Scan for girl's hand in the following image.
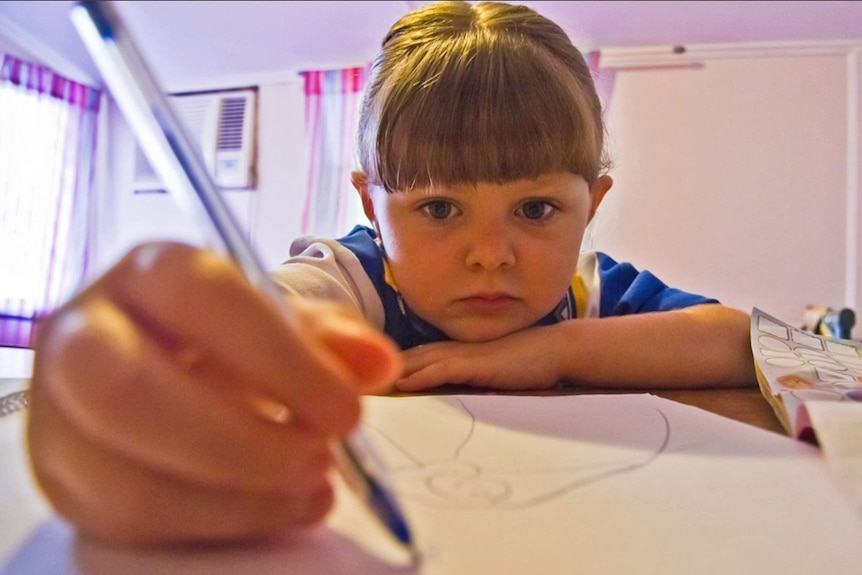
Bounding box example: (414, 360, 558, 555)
(27, 242, 402, 546)
(395, 326, 561, 392)
(397, 305, 756, 393)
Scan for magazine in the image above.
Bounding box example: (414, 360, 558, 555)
(750, 307, 862, 441)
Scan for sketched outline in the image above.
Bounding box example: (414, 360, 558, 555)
(364, 397, 671, 509)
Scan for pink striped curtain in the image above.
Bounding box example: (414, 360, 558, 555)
(300, 66, 369, 238)
(0, 53, 101, 348)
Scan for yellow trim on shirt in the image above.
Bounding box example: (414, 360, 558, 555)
(573, 251, 601, 319)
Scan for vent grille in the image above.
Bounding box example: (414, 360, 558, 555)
(217, 98, 247, 151)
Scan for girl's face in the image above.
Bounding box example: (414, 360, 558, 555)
(357, 172, 612, 343)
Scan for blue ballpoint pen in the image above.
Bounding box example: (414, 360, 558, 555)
(69, 0, 416, 554)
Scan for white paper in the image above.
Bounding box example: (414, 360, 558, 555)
(805, 400, 862, 513)
(5, 394, 862, 575)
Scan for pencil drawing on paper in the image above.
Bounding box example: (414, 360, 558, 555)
(363, 396, 670, 509)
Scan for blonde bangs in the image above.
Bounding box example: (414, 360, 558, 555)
(362, 41, 603, 192)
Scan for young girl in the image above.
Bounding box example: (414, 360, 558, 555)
(27, 0, 755, 546)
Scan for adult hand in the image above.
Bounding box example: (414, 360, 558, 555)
(27, 242, 401, 546)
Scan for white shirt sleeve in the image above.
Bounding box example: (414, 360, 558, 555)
(268, 235, 386, 330)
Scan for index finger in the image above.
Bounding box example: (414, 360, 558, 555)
(99, 242, 373, 432)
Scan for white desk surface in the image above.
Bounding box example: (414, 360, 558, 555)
(1, 378, 51, 564)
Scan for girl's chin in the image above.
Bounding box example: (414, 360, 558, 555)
(437, 319, 531, 343)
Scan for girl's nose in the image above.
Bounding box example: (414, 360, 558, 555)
(464, 225, 516, 271)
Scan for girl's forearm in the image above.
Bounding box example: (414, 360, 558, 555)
(550, 304, 756, 389)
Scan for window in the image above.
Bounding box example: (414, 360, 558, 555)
(0, 54, 101, 347)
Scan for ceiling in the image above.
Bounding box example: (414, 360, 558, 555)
(1, 1, 862, 91)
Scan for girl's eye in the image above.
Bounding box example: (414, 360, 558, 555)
(518, 201, 555, 220)
(421, 200, 457, 220)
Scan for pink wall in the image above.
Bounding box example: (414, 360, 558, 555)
(590, 53, 856, 330)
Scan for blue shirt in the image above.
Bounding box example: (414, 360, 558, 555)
(337, 225, 718, 349)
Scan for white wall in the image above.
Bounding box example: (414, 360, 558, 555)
(98, 79, 309, 271)
(589, 52, 859, 333)
(853, 50, 862, 332)
(252, 81, 308, 269)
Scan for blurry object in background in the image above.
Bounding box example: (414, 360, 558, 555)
(802, 305, 856, 341)
(133, 88, 258, 193)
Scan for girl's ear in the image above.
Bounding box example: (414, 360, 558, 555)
(588, 175, 613, 221)
(351, 171, 376, 224)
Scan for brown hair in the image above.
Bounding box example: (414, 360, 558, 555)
(357, 0, 609, 192)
